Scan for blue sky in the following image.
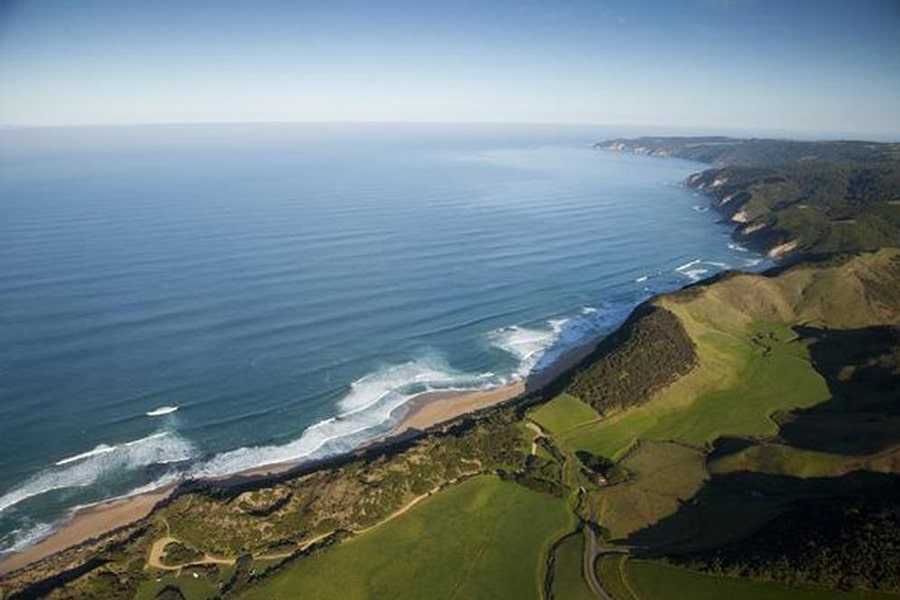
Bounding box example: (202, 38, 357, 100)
(1, 0, 898, 137)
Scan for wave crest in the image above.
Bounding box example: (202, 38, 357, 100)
(0, 431, 194, 514)
(191, 357, 495, 478)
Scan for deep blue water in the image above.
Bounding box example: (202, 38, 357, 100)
(0, 123, 764, 552)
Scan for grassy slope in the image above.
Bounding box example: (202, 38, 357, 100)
(550, 533, 594, 600)
(625, 561, 897, 600)
(557, 249, 900, 459)
(593, 441, 707, 542)
(709, 443, 900, 478)
(597, 555, 638, 600)
(238, 475, 572, 600)
(539, 251, 900, 597)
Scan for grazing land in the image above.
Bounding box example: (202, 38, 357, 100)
(238, 475, 572, 600)
(549, 533, 595, 600)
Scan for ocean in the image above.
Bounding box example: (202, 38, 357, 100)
(0, 123, 764, 553)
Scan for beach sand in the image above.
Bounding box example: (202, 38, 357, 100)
(0, 486, 173, 576)
(391, 382, 525, 434)
(0, 333, 599, 577)
(0, 382, 528, 576)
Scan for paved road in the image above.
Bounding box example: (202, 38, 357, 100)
(583, 524, 614, 600)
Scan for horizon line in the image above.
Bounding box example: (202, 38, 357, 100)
(0, 119, 897, 143)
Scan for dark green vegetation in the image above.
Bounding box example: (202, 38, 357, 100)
(575, 451, 630, 485)
(2, 208, 899, 598)
(623, 561, 898, 600)
(598, 136, 900, 257)
(569, 306, 697, 416)
(689, 162, 900, 255)
(158, 542, 204, 568)
(671, 497, 900, 594)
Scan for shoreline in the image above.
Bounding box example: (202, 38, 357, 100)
(0, 265, 749, 578)
(0, 377, 541, 575)
(0, 486, 172, 576)
(0, 331, 606, 576)
(0, 283, 646, 577)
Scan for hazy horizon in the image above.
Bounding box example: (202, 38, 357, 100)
(1, 0, 898, 137)
(1, 120, 898, 145)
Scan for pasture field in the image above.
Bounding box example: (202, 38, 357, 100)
(549, 533, 594, 600)
(531, 393, 600, 435)
(709, 442, 900, 478)
(239, 475, 573, 600)
(591, 441, 707, 542)
(597, 555, 637, 600)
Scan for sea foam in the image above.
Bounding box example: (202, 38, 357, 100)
(0, 522, 54, 555)
(146, 406, 179, 417)
(488, 321, 567, 377)
(191, 357, 495, 478)
(0, 431, 194, 514)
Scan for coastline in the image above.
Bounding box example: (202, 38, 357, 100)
(0, 326, 613, 577)
(0, 140, 766, 578)
(389, 381, 525, 435)
(0, 380, 530, 575)
(0, 486, 172, 576)
(0, 138, 767, 582)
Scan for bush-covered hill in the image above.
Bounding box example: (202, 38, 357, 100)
(567, 305, 697, 415)
(687, 162, 900, 256)
(670, 496, 900, 594)
(597, 136, 900, 257)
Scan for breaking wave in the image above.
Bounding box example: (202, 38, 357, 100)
(146, 406, 179, 417)
(488, 320, 568, 377)
(191, 357, 496, 478)
(674, 258, 733, 283)
(0, 522, 54, 555)
(0, 431, 195, 514)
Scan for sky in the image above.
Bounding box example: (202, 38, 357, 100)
(0, 0, 899, 137)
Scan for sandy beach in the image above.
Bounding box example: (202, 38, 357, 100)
(0, 381, 529, 576)
(391, 382, 525, 434)
(0, 486, 173, 576)
(0, 338, 604, 577)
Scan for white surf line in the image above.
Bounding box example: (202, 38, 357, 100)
(146, 406, 179, 417)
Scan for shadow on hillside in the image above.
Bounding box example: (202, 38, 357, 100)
(625, 470, 900, 558)
(773, 325, 900, 455)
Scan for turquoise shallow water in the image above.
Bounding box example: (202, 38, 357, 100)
(0, 123, 764, 552)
